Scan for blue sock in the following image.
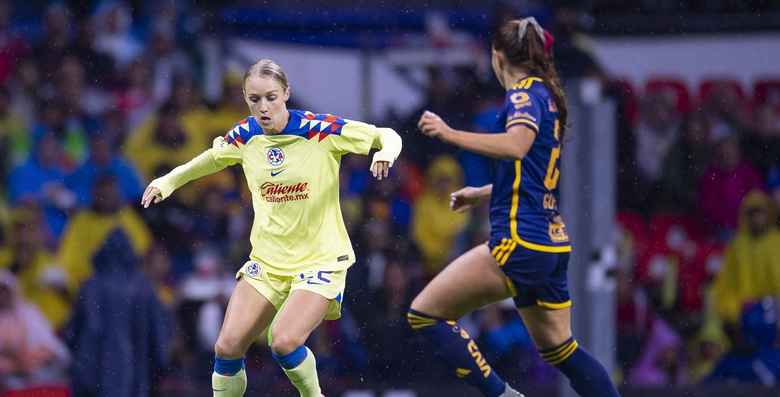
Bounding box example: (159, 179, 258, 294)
(540, 338, 620, 397)
(271, 345, 308, 369)
(214, 356, 245, 376)
(407, 309, 506, 397)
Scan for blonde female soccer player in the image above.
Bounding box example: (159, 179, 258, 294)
(141, 59, 402, 397)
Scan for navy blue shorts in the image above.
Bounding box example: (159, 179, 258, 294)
(488, 238, 571, 309)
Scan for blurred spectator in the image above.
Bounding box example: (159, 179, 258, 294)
(34, 4, 73, 79)
(635, 90, 681, 184)
(768, 166, 780, 220)
(706, 298, 780, 385)
(712, 190, 780, 325)
(701, 81, 748, 141)
(360, 258, 418, 379)
(93, 2, 142, 67)
(743, 103, 780, 173)
(0, 207, 71, 330)
(142, 243, 175, 307)
(55, 54, 110, 118)
(211, 71, 250, 128)
(6, 58, 39, 129)
(699, 135, 763, 238)
(125, 102, 205, 183)
(0, 270, 70, 390)
(0, 1, 29, 85)
(629, 318, 689, 386)
(68, 18, 115, 84)
(58, 175, 151, 293)
(7, 130, 77, 237)
(149, 25, 192, 105)
(167, 74, 218, 147)
(177, 246, 232, 355)
(31, 98, 92, 167)
(658, 112, 712, 211)
(550, 5, 604, 80)
(66, 130, 144, 208)
(412, 155, 468, 276)
(0, 85, 27, 180)
(616, 266, 652, 374)
(65, 230, 170, 397)
(115, 57, 157, 130)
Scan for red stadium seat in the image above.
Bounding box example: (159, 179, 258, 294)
(753, 78, 780, 107)
(1, 386, 71, 397)
(698, 77, 747, 105)
(645, 77, 692, 114)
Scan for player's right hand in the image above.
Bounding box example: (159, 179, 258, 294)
(450, 186, 483, 213)
(141, 185, 163, 208)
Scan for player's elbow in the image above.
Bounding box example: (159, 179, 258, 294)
(505, 144, 528, 161)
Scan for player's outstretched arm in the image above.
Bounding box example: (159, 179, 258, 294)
(450, 184, 492, 212)
(141, 136, 240, 208)
(417, 111, 534, 160)
(370, 127, 402, 180)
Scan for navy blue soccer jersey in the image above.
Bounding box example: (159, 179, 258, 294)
(489, 77, 571, 254)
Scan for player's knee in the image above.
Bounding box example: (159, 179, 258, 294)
(406, 308, 441, 332)
(531, 327, 573, 350)
(214, 334, 244, 358)
(269, 329, 306, 355)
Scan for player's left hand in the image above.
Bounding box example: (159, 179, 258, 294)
(141, 185, 163, 208)
(371, 160, 391, 180)
(418, 110, 453, 140)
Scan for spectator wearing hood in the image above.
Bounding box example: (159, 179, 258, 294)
(712, 190, 780, 325)
(65, 230, 171, 397)
(412, 155, 469, 276)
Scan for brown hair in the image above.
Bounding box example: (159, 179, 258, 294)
(493, 19, 568, 141)
(243, 59, 289, 91)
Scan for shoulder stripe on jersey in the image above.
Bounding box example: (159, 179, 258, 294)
(509, 160, 572, 253)
(283, 109, 346, 142)
(506, 118, 539, 132)
(225, 117, 263, 147)
(512, 77, 544, 90)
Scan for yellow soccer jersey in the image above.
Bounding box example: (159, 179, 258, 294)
(150, 109, 402, 275)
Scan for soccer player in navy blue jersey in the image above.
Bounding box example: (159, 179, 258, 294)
(408, 18, 621, 397)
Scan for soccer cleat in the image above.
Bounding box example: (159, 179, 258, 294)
(499, 384, 525, 397)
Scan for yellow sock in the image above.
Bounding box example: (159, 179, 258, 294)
(212, 368, 247, 397)
(282, 347, 322, 397)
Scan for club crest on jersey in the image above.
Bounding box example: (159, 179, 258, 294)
(266, 147, 285, 167)
(246, 261, 261, 277)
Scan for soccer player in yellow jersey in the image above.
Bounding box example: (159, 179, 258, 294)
(140, 59, 402, 397)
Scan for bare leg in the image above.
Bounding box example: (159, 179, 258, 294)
(408, 244, 520, 397)
(212, 278, 277, 397)
(270, 290, 330, 397)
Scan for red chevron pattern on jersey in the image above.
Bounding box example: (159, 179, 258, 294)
(298, 111, 346, 142)
(224, 117, 262, 147)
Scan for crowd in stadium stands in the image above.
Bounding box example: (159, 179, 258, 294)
(1, 2, 779, 396)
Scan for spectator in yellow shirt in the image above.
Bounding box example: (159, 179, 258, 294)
(58, 174, 151, 294)
(0, 206, 72, 330)
(412, 155, 469, 276)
